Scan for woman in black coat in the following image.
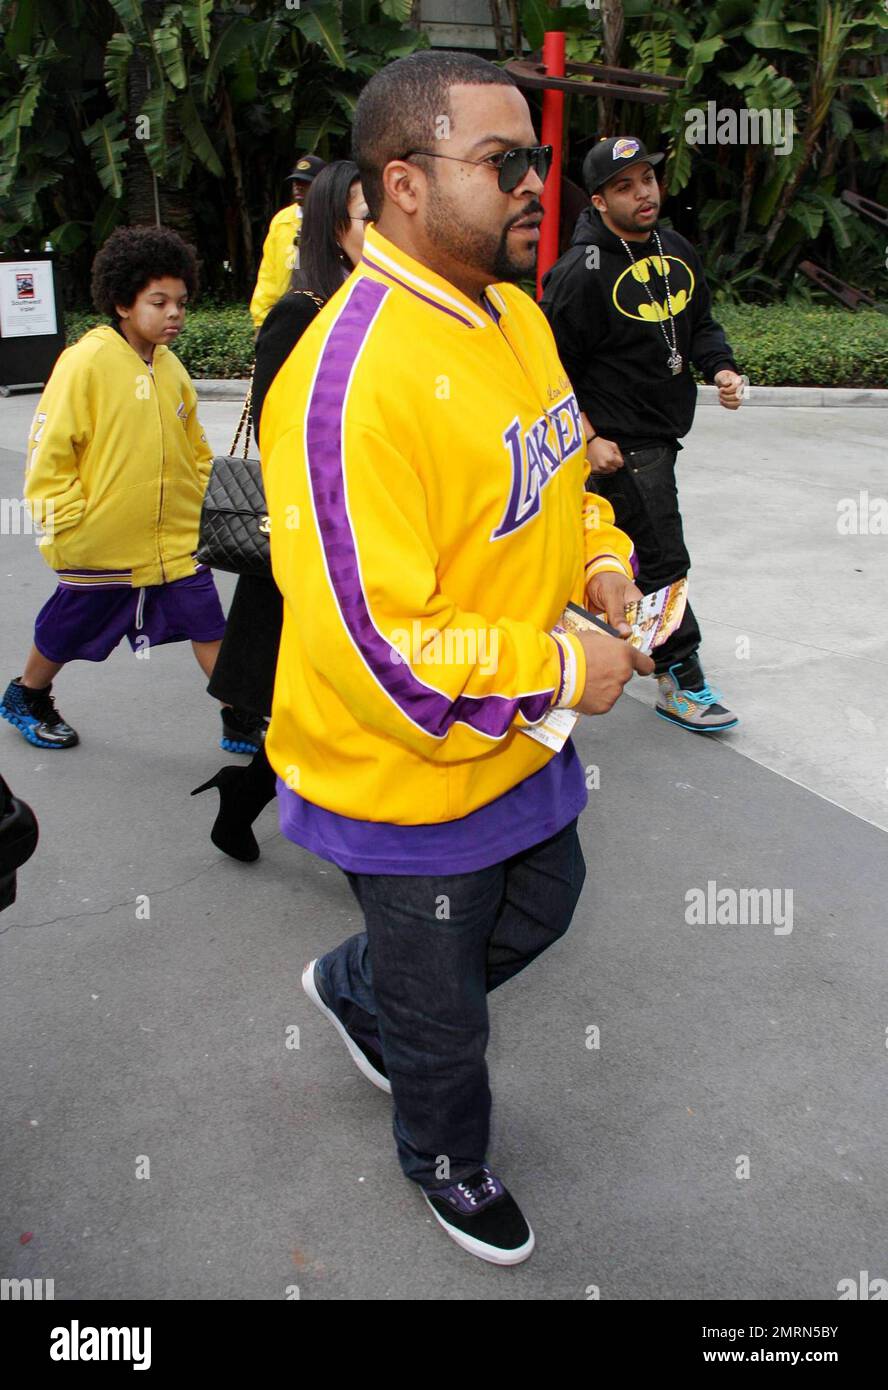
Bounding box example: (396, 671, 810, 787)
(193, 162, 370, 861)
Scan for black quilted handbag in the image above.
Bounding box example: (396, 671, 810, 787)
(196, 378, 272, 577)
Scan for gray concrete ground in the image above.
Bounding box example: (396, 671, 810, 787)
(0, 393, 886, 1300)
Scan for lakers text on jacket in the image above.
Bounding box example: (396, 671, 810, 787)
(260, 226, 635, 826)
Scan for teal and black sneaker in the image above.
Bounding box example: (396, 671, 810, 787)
(0, 678, 79, 749)
(655, 660, 739, 734)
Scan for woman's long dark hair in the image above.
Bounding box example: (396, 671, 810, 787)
(290, 159, 362, 303)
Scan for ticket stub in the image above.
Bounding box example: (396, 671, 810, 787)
(519, 705, 578, 752)
(519, 579, 688, 750)
(624, 579, 688, 654)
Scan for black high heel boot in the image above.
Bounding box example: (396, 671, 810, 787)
(191, 748, 277, 863)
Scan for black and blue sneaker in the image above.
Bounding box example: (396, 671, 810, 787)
(422, 1166, 535, 1265)
(220, 706, 268, 755)
(0, 678, 79, 750)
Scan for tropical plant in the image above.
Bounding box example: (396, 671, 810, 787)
(1, 0, 885, 305)
(526, 0, 887, 301)
(0, 0, 427, 300)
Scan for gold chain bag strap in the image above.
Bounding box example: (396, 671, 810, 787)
(196, 291, 326, 576)
(228, 377, 255, 459)
(195, 364, 271, 576)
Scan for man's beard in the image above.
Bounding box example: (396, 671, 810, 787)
(606, 202, 659, 237)
(425, 178, 538, 283)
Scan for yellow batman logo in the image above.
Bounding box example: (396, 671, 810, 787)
(612, 255, 695, 322)
(628, 255, 668, 282)
(638, 289, 689, 320)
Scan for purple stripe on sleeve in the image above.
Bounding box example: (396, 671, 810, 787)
(306, 276, 555, 741)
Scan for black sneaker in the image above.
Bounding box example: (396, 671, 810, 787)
(423, 1166, 535, 1265)
(220, 706, 268, 755)
(301, 958, 391, 1094)
(0, 678, 79, 750)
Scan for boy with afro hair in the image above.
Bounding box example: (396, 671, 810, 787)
(0, 225, 248, 753)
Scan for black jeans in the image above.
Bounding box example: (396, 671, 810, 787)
(315, 818, 586, 1189)
(591, 443, 701, 672)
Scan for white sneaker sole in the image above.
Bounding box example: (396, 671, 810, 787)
(423, 1194, 535, 1265)
(301, 959, 392, 1094)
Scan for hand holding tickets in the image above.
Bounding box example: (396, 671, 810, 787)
(520, 581, 686, 750)
(623, 579, 688, 655)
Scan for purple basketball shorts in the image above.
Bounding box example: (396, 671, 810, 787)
(34, 567, 226, 664)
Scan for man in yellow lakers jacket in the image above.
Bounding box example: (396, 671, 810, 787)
(248, 154, 326, 330)
(1, 227, 228, 752)
(260, 53, 653, 1265)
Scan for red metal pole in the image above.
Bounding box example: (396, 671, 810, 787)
(536, 30, 565, 300)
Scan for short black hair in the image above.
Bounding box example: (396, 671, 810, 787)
(91, 225, 199, 320)
(352, 50, 516, 221)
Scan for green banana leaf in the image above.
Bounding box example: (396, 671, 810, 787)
(183, 0, 213, 59)
(204, 17, 255, 101)
(292, 5, 347, 71)
(104, 33, 134, 106)
(82, 114, 128, 199)
(154, 22, 187, 90)
(177, 87, 223, 177)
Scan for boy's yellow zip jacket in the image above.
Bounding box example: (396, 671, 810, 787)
(23, 326, 213, 588)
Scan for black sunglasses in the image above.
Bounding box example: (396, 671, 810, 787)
(403, 144, 553, 194)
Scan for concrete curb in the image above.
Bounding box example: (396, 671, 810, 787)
(195, 379, 888, 407)
(696, 384, 888, 407)
(195, 379, 251, 399)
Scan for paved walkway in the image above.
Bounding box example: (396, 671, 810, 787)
(1, 395, 885, 1298)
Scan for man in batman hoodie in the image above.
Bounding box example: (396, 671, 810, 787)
(541, 136, 745, 733)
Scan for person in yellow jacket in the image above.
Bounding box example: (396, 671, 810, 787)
(0, 226, 229, 752)
(260, 52, 654, 1265)
(248, 154, 327, 330)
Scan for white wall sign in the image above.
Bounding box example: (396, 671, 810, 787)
(0, 260, 59, 339)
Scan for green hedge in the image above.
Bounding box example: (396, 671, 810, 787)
(65, 307, 255, 378)
(710, 305, 888, 389)
(66, 302, 887, 388)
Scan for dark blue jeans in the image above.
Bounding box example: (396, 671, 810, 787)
(591, 442, 702, 672)
(316, 818, 586, 1189)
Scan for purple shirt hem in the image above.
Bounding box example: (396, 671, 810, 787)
(275, 740, 588, 875)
